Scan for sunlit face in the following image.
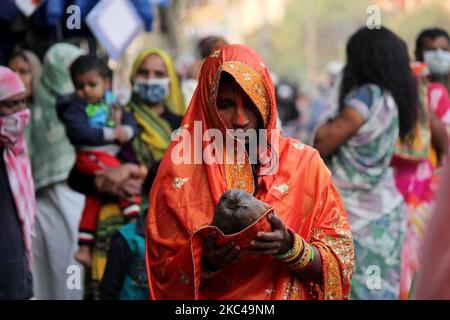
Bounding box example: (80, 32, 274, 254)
(216, 74, 261, 136)
(0, 92, 28, 116)
(424, 36, 450, 51)
(8, 56, 33, 99)
(134, 54, 168, 81)
(73, 70, 110, 104)
(417, 35, 450, 61)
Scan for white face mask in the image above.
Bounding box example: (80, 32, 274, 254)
(0, 108, 30, 146)
(133, 78, 170, 104)
(424, 49, 450, 77)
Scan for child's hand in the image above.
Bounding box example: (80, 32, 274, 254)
(112, 103, 122, 125)
(137, 165, 148, 181)
(115, 125, 129, 144)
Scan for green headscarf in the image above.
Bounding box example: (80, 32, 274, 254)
(28, 43, 83, 190)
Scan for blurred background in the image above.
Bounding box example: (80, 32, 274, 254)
(2, 0, 450, 140)
(3, 0, 450, 81)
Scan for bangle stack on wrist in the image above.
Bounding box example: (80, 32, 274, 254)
(274, 228, 314, 272)
(273, 228, 301, 261)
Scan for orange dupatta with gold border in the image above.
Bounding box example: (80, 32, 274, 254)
(146, 45, 354, 300)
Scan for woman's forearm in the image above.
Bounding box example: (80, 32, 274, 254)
(313, 107, 365, 158)
(67, 163, 144, 199)
(276, 233, 323, 284)
(295, 246, 323, 283)
(314, 123, 339, 158)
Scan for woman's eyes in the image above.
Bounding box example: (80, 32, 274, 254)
(18, 68, 31, 76)
(217, 100, 233, 109)
(155, 71, 165, 78)
(217, 99, 255, 110)
(138, 69, 166, 78)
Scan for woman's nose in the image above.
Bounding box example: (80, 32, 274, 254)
(232, 96, 249, 127)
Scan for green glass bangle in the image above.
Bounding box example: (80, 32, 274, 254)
(274, 246, 294, 260)
(274, 228, 296, 260)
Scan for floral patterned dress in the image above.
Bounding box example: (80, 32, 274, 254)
(327, 84, 406, 300)
(393, 66, 445, 299)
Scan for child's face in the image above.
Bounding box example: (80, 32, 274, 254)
(0, 92, 27, 116)
(73, 70, 110, 104)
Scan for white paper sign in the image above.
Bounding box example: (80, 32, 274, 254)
(86, 0, 144, 60)
(15, 0, 45, 17)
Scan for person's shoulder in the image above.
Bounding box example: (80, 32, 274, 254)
(281, 138, 332, 193)
(344, 84, 385, 119)
(348, 84, 381, 104)
(284, 138, 317, 155)
(163, 107, 184, 129)
(56, 92, 79, 103)
(56, 93, 84, 110)
(283, 138, 325, 167)
(55, 93, 84, 119)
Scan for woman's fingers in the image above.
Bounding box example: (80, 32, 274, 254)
(116, 185, 138, 201)
(94, 165, 145, 198)
(215, 241, 235, 257)
(247, 239, 280, 255)
(204, 232, 217, 251)
(222, 244, 240, 264)
(249, 240, 280, 251)
(247, 248, 279, 256)
(94, 175, 106, 191)
(256, 231, 283, 242)
(121, 178, 143, 195)
(213, 242, 238, 266)
(268, 213, 285, 231)
(123, 163, 142, 179)
(231, 251, 243, 263)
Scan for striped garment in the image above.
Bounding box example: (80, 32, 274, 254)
(1, 131, 36, 268)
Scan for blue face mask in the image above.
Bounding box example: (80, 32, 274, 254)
(133, 78, 170, 104)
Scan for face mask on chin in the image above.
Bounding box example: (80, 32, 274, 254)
(0, 108, 30, 146)
(133, 78, 170, 105)
(424, 49, 450, 77)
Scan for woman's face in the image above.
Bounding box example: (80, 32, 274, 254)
(134, 54, 168, 81)
(216, 75, 261, 134)
(8, 56, 33, 99)
(0, 92, 28, 116)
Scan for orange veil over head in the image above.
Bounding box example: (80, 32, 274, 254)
(146, 44, 354, 300)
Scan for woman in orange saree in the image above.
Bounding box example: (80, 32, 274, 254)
(146, 44, 354, 300)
